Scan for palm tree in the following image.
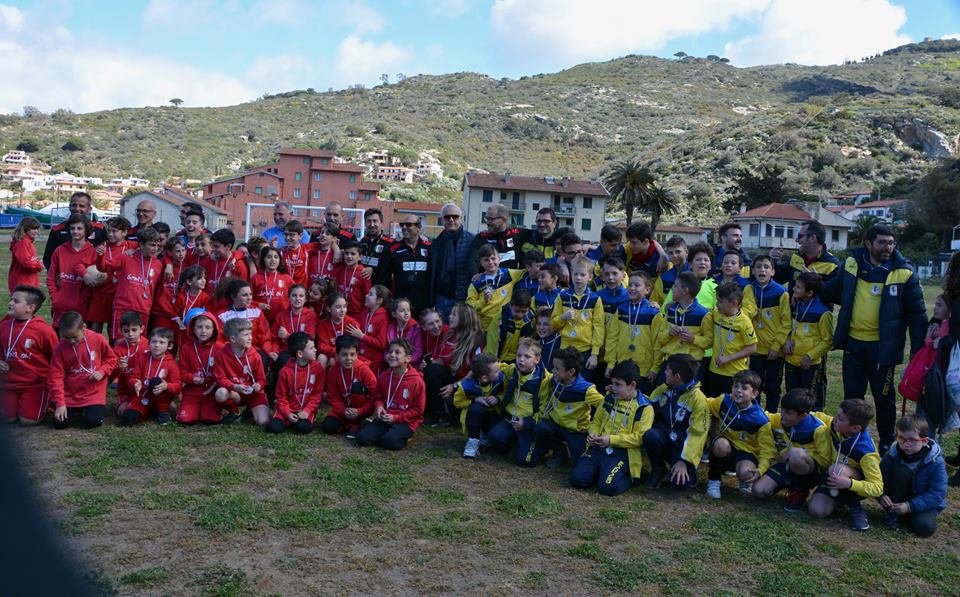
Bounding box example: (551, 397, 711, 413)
(852, 213, 882, 246)
(644, 183, 680, 232)
(604, 160, 655, 225)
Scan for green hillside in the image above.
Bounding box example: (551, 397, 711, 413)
(2, 40, 959, 223)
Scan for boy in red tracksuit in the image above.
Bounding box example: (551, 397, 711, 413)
(111, 311, 149, 416)
(266, 332, 324, 435)
(47, 215, 98, 327)
(356, 338, 425, 451)
(152, 236, 188, 339)
(214, 318, 269, 426)
(351, 285, 390, 374)
(316, 293, 359, 368)
(97, 226, 164, 339)
(203, 229, 249, 295)
(124, 328, 182, 426)
(50, 311, 118, 430)
(0, 285, 58, 425)
(88, 216, 133, 334)
(332, 240, 371, 318)
(177, 311, 224, 425)
(281, 220, 311, 286)
(322, 335, 377, 438)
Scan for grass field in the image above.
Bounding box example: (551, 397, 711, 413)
(4, 242, 960, 596)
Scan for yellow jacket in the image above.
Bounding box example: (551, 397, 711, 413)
(452, 372, 505, 436)
(589, 393, 654, 478)
(706, 395, 777, 475)
(785, 297, 834, 367)
(537, 374, 604, 432)
(695, 309, 757, 377)
(648, 381, 710, 466)
(766, 411, 833, 469)
(551, 289, 605, 356)
(466, 268, 525, 331)
(605, 299, 665, 376)
(741, 280, 791, 354)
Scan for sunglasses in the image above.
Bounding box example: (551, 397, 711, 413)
(443, 214, 461, 220)
(399, 222, 418, 228)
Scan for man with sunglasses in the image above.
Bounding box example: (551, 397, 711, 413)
(820, 223, 927, 453)
(469, 204, 530, 272)
(521, 207, 566, 263)
(430, 203, 474, 320)
(126, 199, 157, 241)
(359, 207, 395, 285)
(386, 215, 433, 317)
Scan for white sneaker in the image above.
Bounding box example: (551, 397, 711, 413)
(463, 437, 480, 459)
(706, 480, 722, 499)
(739, 481, 754, 495)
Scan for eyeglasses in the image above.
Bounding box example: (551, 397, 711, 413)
(871, 238, 896, 247)
(487, 216, 505, 222)
(896, 435, 926, 445)
(442, 214, 460, 220)
(399, 222, 418, 228)
(135, 209, 155, 214)
(536, 219, 554, 225)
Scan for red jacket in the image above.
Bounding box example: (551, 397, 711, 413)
(8, 237, 43, 292)
(281, 243, 311, 286)
(308, 247, 337, 285)
(270, 307, 321, 354)
(48, 329, 118, 408)
(419, 324, 449, 368)
(46, 241, 97, 321)
(154, 257, 187, 318)
(213, 344, 267, 402)
(0, 316, 58, 388)
(127, 351, 183, 405)
(331, 263, 371, 317)
(217, 308, 272, 353)
(173, 289, 211, 327)
(274, 359, 325, 420)
(316, 315, 360, 359)
(98, 249, 162, 314)
(250, 270, 294, 324)
(373, 367, 426, 431)
(179, 312, 223, 398)
(94, 241, 130, 300)
(111, 336, 149, 406)
(201, 251, 249, 295)
(326, 361, 377, 421)
(357, 307, 389, 368)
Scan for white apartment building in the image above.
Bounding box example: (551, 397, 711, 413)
(462, 172, 609, 243)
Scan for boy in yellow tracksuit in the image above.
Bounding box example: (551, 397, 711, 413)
(695, 282, 757, 397)
(533, 347, 604, 468)
(704, 370, 777, 499)
(783, 272, 833, 404)
(741, 255, 791, 411)
(570, 360, 654, 496)
(467, 244, 526, 332)
(605, 271, 664, 393)
(655, 271, 709, 384)
(454, 352, 505, 459)
(551, 256, 604, 372)
(486, 288, 534, 363)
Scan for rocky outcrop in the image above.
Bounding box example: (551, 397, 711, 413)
(893, 118, 958, 158)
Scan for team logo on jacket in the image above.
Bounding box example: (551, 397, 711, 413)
(506, 238, 514, 247)
(375, 245, 384, 253)
(24, 339, 32, 349)
(403, 389, 409, 398)
(889, 286, 897, 296)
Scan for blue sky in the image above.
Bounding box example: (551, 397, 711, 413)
(1, 0, 959, 113)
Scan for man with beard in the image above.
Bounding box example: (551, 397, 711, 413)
(712, 222, 751, 276)
(359, 207, 395, 285)
(469, 204, 529, 271)
(522, 207, 565, 262)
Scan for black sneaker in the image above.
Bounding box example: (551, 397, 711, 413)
(849, 504, 870, 531)
(157, 412, 172, 426)
(221, 413, 241, 425)
(647, 466, 668, 489)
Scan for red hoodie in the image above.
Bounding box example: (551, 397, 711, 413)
(373, 367, 426, 432)
(98, 249, 162, 315)
(325, 361, 377, 424)
(281, 243, 311, 286)
(46, 241, 96, 323)
(419, 324, 449, 368)
(93, 241, 130, 300)
(316, 315, 360, 359)
(250, 270, 294, 324)
(270, 307, 321, 354)
(213, 343, 267, 404)
(217, 308, 272, 353)
(308, 247, 337, 285)
(111, 336, 149, 409)
(356, 307, 389, 371)
(8, 237, 43, 292)
(178, 312, 223, 400)
(153, 256, 187, 319)
(0, 316, 58, 388)
(331, 262, 371, 317)
(48, 329, 118, 408)
(274, 359, 325, 421)
(127, 350, 183, 413)
(201, 250, 249, 294)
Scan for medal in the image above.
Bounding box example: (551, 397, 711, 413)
(669, 431, 678, 441)
(757, 322, 764, 329)
(568, 330, 576, 338)
(141, 398, 150, 406)
(605, 447, 614, 455)
(628, 344, 635, 351)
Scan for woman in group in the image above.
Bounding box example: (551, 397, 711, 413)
(422, 303, 485, 427)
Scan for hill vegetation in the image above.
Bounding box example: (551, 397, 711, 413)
(2, 40, 959, 223)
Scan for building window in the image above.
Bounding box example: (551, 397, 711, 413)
(268, 185, 277, 195)
(500, 192, 507, 201)
(314, 172, 322, 181)
(303, 157, 310, 164)
(482, 190, 493, 203)
(349, 174, 357, 183)
(832, 229, 840, 243)
(254, 186, 263, 195)
(532, 203, 540, 211)
(511, 214, 524, 226)
(349, 191, 357, 200)
(765, 224, 773, 236)
(293, 188, 301, 199)
(583, 197, 593, 209)
(749, 223, 759, 236)
(321, 158, 330, 165)
(581, 218, 591, 231)
(313, 190, 321, 200)
(364, 192, 372, 200)
(294, 172, 302, 182)
(512, 192, 521, 210)
(787, 227, 795, 239)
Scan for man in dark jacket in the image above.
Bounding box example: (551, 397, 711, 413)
(42, 191, 106, 269)
(430, 203, 474, 321)
(469, 203, 529, 270)
(820, 224, 927, 450)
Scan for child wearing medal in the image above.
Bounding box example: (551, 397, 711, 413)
(571, 360, 653, 496)
(87, 216, 132, 335)
(535, 308, 561, 373)
(307, 222, 341, 286)
(551, 256, 605, 373)
(533, 261, 562, 311)
(454, 352, 505, 459)
(280, 220, 311, 286)
(151, 236, 188, 343)
(214, 318, 270, 426)
(467, 244, 526, 332)
(485, 289, 534, 364)
(271, 284, 321, 369)
(96, 226, 164, 340)
(693, 282, 757, 397)
(783, 272, 833, 403)
(357, 338, 425, 451)
(317, 292, 360, 368)
(112, 311, 149, 417)
(643, 354, 709, 490)
(124, 328, 182, 426)
(266, 332, 324, 435)
(250, 246, 293, 325)
(217, 279, 273, 371)
(348, 285, 390, 375)
(322, 335, 378, 438)
(741, 255, 791, 411)
(604, 270, 663, 394)
(0, 285, 58, 425)
(177, 310, 224, 425)
(387, 297, 424, 367)
(173, 265, 210, 346)
(49, 311, 119, 430)
(332, 240, 371, 318)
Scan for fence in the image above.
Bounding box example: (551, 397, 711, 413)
(244, 203, 366, 241)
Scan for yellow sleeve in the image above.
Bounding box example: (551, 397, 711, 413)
(466, 283, 481, 310)
(660, 289, 674, 314)
(774, 292, 791, 350)
(811, 424, 834, 469)
(681, 391, 710, 465)
(850, 452, 884, 498)
(588, 404, 606, 436)
(650, 278, 666, 306)
(811, 311, 834, 361)
(741, 315, 758, 347)
(642, 314, 663, 375)
(550, 295, 565, 331)
(755, 423, 777, 476)
(452, 384, 472, 410)
(509, 269, 526, 283)
(741, 286, 758, 319)
(651, 315, 669, 372)
(706, 395, 722, 417)
(485, 318, 501, 358)
(585, 385, 605, 408)
(693, 310, 715, 350)
(605, 312, 621, 366)
(610, 404, 654, 449)
(591, 298, 605, 356)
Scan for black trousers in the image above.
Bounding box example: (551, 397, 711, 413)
(356, 419, 414, 450)
(784, 363, 819, 396)
(423, 363, 453, 420)
(52, 405, 105, 430)
(880, 458, 939, 537)
(750, 354, 783, 412)
(265, 417, 313, 434)
(842, 339, 896, 447)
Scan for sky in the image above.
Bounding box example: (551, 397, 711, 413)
(1, 0, 959, 114)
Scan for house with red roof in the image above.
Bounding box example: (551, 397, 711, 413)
(732, 201, 855, 252)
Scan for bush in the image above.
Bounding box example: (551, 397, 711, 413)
(62, 137, 86, 151)
(17, 138, 39, 153)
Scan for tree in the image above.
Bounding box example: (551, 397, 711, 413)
(379, 73, 389, 85)
(22, 105, 43, 118)
(396, 73, 406, 83)
(723, 163, 788, 213)
(61, 137, 86, 151)
(673, 51, 688, 60)
(813, 166, 841, 191)
(17, 138, 39, 153)
(851, 214, 882, 246)
(911, 158, 960, 249)
(643, 183, 680, 231)
(604, 160, 655, 225)
(169, 98, 183, 107)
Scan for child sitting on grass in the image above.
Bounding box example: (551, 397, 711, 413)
(176, 311, 224, 425)
(570, 360, 653, 496)
(267, 332, 324, 435)
(125, 328, 181, 426)
(50, 311, 118, 430)
(214, 318, 270, 427)
(878, 415, 947, 537)
(454, 352, 505, 459)
(486, 339, 550, 466)
(356, 338, 425, 451)
(322, 335, 378, 439)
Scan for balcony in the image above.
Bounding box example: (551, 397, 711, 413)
(555, 205, 577, 216)
(501, 199, 526, 212)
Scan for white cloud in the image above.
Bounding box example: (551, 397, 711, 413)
(427, 0, 472, 18)
(943, 33, 960, 41)
(335, 0, 385, 35)
(141, 0, 225, 27)
(333, 34, 413, 86)
(246, 54, 315, 93)
(490, 0, 770, 66)
(724, 0, 910, 66)
(0, 3, 24, 29)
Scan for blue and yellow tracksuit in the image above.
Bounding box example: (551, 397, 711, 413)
(655, 300, 710, 366)
(534, 287, 561, 311)
(662, 276, 718, 313)
(486, 304, 534, 362)
(570, 392, 654, 496)
(767, 411, 833, 471)
(712, 246, 752, 277)
(705, 395, 777, 476)
(711, 273, 750, 291)
(742, 280, 791, 355)
(534, 374, 604, 465)
(644, 380, 710, 472)
(822, 416, 884, 500)
(487, 361, 551, 466)
(466, 268, 526, 331)
(605, 298, 664, 377)
(651, 262, 690, 305)
(625, 243, 660, 277)
(515, 271, 540, 293)
(538, 332, 562, 372)
(453, 372, 505, 437)
(551, 288, 605, 357)
(786, 297, 833, 368)
(695, 309, 757, 377)
(776, 248, 841, 294)
(594, 286, 630, 324)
